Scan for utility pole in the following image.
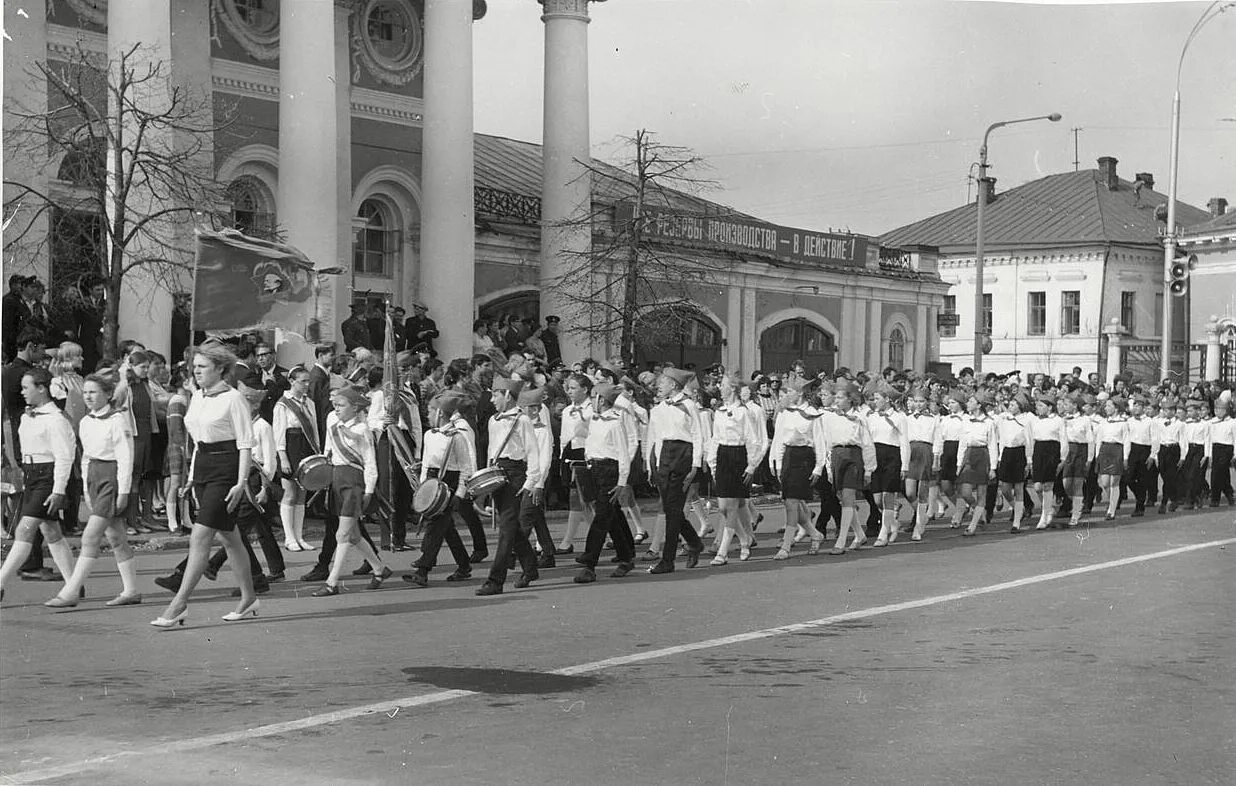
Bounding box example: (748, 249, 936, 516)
(1071, 127, 1083, 172)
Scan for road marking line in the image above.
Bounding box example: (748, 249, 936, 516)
(7, 536, 1234, 784)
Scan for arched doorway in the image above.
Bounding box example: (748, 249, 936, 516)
(887, 326, 906, 371)
(634, 310, 722, 372)
(478, 290, 539, 325)
(760, 318, 836, 375)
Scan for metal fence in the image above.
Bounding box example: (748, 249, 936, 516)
(1116, 342, 1212, 383)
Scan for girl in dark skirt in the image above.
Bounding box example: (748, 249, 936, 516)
(820, 383, 877, 555)
(1029, 393, 1066, 529)
(864, 385, 909, 547)
(903, 387, 941, 541)
(45, 374, 142, 608)
(152, 344, 260, 628)
(995, 395, 1032, 532)
(273, 367, 319, 551)
(770, 381, 825, 558)
(1094, 397, 1129, 521)
(1058, 394, 1095, 528)
(707, 374, 761, 565)
(957, 392, 998, 536)
(939, 393, 966, 527)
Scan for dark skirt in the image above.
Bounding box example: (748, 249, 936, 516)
(192, 441, 240, 531)
(1031, 441, 1061, 484)
(831, 445, 865, 491)
(19, 462, 55, 518)
(780, 445, 815, 500)
(284, 429, 313, 473)
(906, 441, 935, 483)
(331, 465, 366, 518)
(958, 446, 991, 486)
(1062, 442, 1089, 480)
(86, 459, 121, 518)
(939, 440, 959, 482)
(869, 443, 903, 493)
(996, 445, 1028, 484)
(713, 444, 750, 499)
(1097, 442, 1124, 476)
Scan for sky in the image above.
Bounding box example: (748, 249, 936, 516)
(472, 0, 1236, 237)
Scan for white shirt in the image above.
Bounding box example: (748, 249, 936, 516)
(612, 392, 646, 457)
(743, 400, 770, 461)
(646, 393, 703, 470)
(525, 413, 555, 490)
(708, 402, 763, 474)
(939, 412, 967, 442)
(325, 411, 378, 494)
(18, 401, 77, 495)
(585, 408, 632, 485)
(957, 415, 999, 474)
(366, 386, 423, 455)
(488, 408, 544, 491)
(1124, 415, 1156, 450)
(420, 417, 477, 497)
(251, 417, 277, 482)
(1029, 414, 1068, 461)
(1152, 417, 1187, 456)
(1095, 417, 1130, 461)
(272, 393, 320, 453)
(904, 411, 944, 457)
(79, 406, 135, 495)
(770, 407, 822, 475)
(817, 408, 878, 478)
(1207, 416, 1235, 448)
(184, 384, 255, 449)
(866, 408, 911, 469)
(995, 412, 1032, 453)
(559, 399, 593, 454)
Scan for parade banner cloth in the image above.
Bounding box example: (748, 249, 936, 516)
(192, 230, 317, 334)
(614, 203, 868, 267)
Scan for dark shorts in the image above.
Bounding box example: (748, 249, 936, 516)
(831, 445, 864, 491)
(958, 446, 991, 486)
(86, 459, 121, 518)
(939, 440, 959, 482)
(192, 442, 240, 532)
(284, 429, 313, 475)
(906, 441, 935, 483)
(331, 465, 366, 518)
(997, 445, 1028, 484)
(869, 443, 903, 493)
(1097, 442, 1124, 476)
(713, 444, 750, 499)
(19, 462, 55, 519)
(1062, 442, 1089, 480)
(1031, 442, 1061, 484)
(780, 445, 815, 500)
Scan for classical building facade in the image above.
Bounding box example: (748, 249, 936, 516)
(1178, 200, 1236, 382)
(881, 157, 1213, 379)
(3, 0, 946, 376)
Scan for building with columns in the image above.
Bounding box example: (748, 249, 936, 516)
(4, 0, 946, 377)
(881, 157, 1213, 379)
(1178, 200, 1236, 382)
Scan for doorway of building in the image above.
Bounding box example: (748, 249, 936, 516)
(760, 318, 836, 375)
(634, 310, 723, 372)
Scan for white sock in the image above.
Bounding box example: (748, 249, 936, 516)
(294, 506, 313, 548)
(47, 538, 76, 585)
(327, 542, 351, 586)
(59, 555, 96, 599)
(0, 541, 33, 589)
(280, 504, 297, 545)
(914, 503, 929, 535)
(117, 557, 139, 596)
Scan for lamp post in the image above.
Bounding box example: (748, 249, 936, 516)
(972, 113, 1062, 373)
(1159, 0, 1234, 381)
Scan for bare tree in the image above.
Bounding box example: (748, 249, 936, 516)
(3, 41, 230, 358)
(548, 129, 729, 367)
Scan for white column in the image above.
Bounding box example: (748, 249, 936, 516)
(421, 0, 477, 362)
(846, 298, 866, 370)
(107, 0, 179, 357)
(868, 299, 883, 371)
(839, 295, 856, 368)
(725, 283, 742, 374)
(742, 286, 758, 373)
(277, 0, 351, 359)
(926, 304, 940, 366)
(1103, 318, 1128, 386)
(914, 304, 928, 371)
(540, 0, 596, 364)
(3, 0, 48, 281)
(1204, 317, 1229, 381)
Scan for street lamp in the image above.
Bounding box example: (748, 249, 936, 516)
(1159, 0, 1234, 381)
(972, 113, 1062, 373)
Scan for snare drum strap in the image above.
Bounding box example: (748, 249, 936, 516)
(279, 397, 320, 453)
(489, 414, 523, 467)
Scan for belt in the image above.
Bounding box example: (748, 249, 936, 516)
(197, 440, 238, 455)
(22, 459, 53, 468)
(496, 457, 526, 466)
(663, 439, 690, 445)
(911, 440, 932, 446)
(587, 458, 618, 466)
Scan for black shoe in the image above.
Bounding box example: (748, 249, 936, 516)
(300, 568, 329, 582)
(367, 566, 394, 590)
(203, 567, 218, 582)
(475, 581, 503, 596)
(445, 569, 472, 582)
(154, 573, 183, 593)
(574, 553, 590, 566)
(685, 545, 702, 569)
(554, 545, 574, 556)
(610, 561, 635, 578)
(513, 571, 538, 589)
(753, 513, 763, 532)
(536, 554, 556, 569)
(647, 561, 675, 575)
(267, 572, 286, 583)
(1132, 508, 1145, 518)
(352, 562, 373, 576)
(608, 554, 624, 563)
(573, 567, 597, 584)
(312, 584, 340, 597)
(402, 571, 429, 587)
(469, 550, 489, 564)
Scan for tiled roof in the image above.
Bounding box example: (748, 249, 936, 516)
(879, 168, 1211, 251)
(474, 133, 753, 218)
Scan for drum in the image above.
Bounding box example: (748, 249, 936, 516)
(295, 454, 333, 491)
(412, 478, 451, 519)
(465, 465, 508, 501)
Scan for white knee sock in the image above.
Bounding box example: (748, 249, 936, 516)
(47, 538, 76, 584)
(689, 500, 710, 534)
(914, 503, 929, 536)
(0, 541, 34, 589)
(294, 506, 313, 549)
(280, 503, 297, 545)
(327, 542, 351, 586)
(59, 555, 96, 599)
(117, 557, 139, 596)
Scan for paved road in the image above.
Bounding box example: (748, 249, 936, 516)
(2, 505, 1234, 785)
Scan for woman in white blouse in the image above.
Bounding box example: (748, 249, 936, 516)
(273, 367, 318, 551)
(770, 380, 825, 558)
(994, 394, 1033, 532)
(1094, 397, 1129, 521)
(708, 374, 761, 565)
(45, 374, 141, 608)
(956, 392, 999, 536)
(151, 344, 260, 628)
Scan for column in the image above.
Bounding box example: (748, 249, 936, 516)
(839, 295, 856, 368)
(868, 299, 883, 371)
(1102, 318, 1128, 386)
(1203, 317, 1227, 381)
(420, 0, 477, 362)
(845, 298, 866, 370)
(926, 304, 940, 365)
(108, 0, 178, 357)
(914, 304, 928, 371)
(3, 0, 48, 282)
(725, 283, 742, 374)
(540, 0, 597, 364)
(741, 287, 757, 373)
(278, 0, 351, 359)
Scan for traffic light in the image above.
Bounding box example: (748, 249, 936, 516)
(1169, 249, 1197, 297)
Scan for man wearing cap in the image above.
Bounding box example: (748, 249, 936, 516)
(541, 316, 562, 366)
(474, 376, 543, 595)
(405, 302, 439, 358)
(574, 382, 638, 583)
(644, 368, 706, 573)
(341, 302, 371, 352)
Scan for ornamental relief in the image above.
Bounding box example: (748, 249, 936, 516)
(211, 0, 281, 61)
(350, 0, 424, 87)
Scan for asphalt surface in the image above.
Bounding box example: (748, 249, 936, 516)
(2, 503, 1234, 785)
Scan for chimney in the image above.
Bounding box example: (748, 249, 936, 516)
(1208, 197, 1228, 217)
(1097, 156, 1119, 190)
(979, 176, 997, 204)
(1134, 172, 1155, 190)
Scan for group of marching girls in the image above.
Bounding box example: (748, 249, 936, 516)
(4, 334, 1234, 623)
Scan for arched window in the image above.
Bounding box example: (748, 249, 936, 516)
(57, 137, 105, 187)
(226, 176, 275, 238)
(478, 290, 539, 325)
(354, 199, 399, 277)
(760, 319, 835, 375)
(888, 327, 906, 371)
(635, 309, 722, 371)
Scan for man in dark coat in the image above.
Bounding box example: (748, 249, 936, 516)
(307, 343, 336, 434)
(72, 279, 107, 373)
(404, 302, 438, 357)
(341, 303, 371, 352)
(541, 315, 562, 365)
(253, 341, 289, 423)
